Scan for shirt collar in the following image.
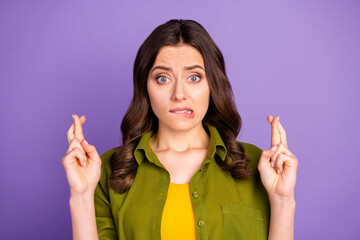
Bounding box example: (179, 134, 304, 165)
(134, 124, 227, 166)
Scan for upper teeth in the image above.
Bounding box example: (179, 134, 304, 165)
(174, 110, 192, 114)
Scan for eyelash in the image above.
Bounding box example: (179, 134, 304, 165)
(155, 74, 202, 84)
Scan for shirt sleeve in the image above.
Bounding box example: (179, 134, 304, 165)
(241, 142, 271, 238)
(94, 149, 118, 240)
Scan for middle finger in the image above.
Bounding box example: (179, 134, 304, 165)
(67, 115, 86, 144)
(268, 115, 287, 148)
(278, 120, 288, 148)
(269, 115, 281, 147)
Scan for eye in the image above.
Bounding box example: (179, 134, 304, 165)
(156, 76, 170, 84)
(188, 75, 201, 83)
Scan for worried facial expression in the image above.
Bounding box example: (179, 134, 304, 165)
(147, 44, 210, 132)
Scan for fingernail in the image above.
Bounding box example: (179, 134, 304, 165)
(277, 169, 280, 174)
(84, 140, 88, 144)
(271, 146, 277, 151)
(72, 114, 74, 120)
(271, 161, 275, 167)
(80, 115, 85, 119)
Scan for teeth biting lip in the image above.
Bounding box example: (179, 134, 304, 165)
(169, 108, 193, 115)
(172, 110, 193, 114)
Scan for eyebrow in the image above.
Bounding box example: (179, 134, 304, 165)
(151, 65, 205, 72)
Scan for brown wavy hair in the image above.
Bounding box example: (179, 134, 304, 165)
(110, 19, 254, 194)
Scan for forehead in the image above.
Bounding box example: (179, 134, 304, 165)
(154, 44, 205, 67)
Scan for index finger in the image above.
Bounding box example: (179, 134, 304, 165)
(73, 114, 85, 142)
(267, 115, 288, 148)
(267, 115, 281, 147)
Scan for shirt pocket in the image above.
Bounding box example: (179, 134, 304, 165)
(221, 203, 265, 240)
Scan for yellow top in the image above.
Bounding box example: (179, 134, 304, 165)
(161, 182, 197, 240)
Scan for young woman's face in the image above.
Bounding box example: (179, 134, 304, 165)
(147, 44, 210, 133)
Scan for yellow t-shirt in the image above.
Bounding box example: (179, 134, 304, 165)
(161, 182, 197, 240)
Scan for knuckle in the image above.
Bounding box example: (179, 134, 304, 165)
(72, 148, 79, 155)
(276, 154, 284, 164)
(261, 149, 269, 156)
(74, 147, 81, 155)
(61, 155, 69, 165)
(275, 161, 281, 168)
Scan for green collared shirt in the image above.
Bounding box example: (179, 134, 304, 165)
(95, 125, 270, 240)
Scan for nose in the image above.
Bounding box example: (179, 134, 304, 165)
(171, 79, 187, 101)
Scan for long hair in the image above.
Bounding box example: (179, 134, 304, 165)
(110, 19, 253, 194)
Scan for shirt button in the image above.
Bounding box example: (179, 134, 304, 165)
(192, 192, 199, 198)
(198, 220, 205, 227)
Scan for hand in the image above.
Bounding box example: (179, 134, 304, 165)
(258, 115, 298, 202)
(62, 114, 102, 196)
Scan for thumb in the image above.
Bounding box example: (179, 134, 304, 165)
(258, 146, 277, 170)
(80, 139, 100, 161)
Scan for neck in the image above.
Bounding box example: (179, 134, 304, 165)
(150, 123, 210, 152)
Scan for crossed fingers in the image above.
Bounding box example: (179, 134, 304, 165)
(267, 115, 287, 148)
(67, 114, 86, 145)
(66, 114, 87, 162)
(267, 115, 295, 174)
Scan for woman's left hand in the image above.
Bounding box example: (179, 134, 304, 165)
(258, 115, 298, 201)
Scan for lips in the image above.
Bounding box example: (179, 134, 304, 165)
(169, 107, 193, 114)
(169, 107, 194, 118)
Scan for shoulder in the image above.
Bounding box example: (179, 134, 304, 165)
(237, 141, 263, 171)
(98, 146, 121, 183)
(99, 146, 123, 169)
(100, 146, 120, 163)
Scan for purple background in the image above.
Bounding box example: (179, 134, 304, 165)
(1, 0, 359, 239)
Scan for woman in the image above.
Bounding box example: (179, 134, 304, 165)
(63, 19, 298, 240)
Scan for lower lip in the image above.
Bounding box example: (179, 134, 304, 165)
(170, 111, 194, 118)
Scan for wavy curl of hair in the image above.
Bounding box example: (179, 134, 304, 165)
(110, 19, 254, 194)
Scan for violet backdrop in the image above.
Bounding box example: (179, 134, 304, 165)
(0, 0, 359, 239)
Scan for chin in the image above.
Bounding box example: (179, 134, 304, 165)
(161, 121, 203, 132)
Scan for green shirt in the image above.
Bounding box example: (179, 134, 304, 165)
(95, 125, 270, 240)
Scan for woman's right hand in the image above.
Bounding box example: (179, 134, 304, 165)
(62, 114, 102, 197)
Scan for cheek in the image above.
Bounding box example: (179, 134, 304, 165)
(196, 88, 210, 113)
(148, 93, 160, 111)
(147, 87, 166, 115)
(147, 83, 157, 105)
